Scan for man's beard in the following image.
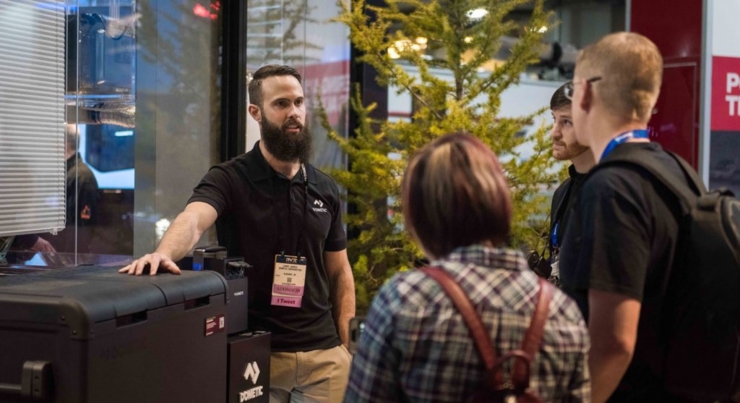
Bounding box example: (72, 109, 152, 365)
(552, 141, 589, 161)
(261, 115, 313, 163)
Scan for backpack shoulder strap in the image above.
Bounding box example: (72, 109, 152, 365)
(665, 151, 707, 195)
(420, 266, 503, 386)
(512, 278, 553, 389)
(594, 147, 704, 206)
(421, 267, 552, 391)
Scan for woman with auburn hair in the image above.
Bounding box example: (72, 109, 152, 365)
(343, 133, 591, 403)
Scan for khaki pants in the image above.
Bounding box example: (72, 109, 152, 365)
(269, 345, 352, 403)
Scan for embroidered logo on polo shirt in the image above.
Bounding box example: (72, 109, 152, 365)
(312, 198, 328, 213)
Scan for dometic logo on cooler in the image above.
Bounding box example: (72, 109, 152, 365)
(239, 386, 263, 402)
(312, 198, 328, 213)
(243, 362, 260, 383)
(239, 362, 264, 402)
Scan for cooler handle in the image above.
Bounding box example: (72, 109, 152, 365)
(0, 361, 53, 400)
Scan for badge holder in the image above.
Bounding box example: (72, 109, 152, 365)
(271, 252, 307, 308)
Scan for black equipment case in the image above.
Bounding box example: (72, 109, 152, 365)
(227, 331, 271, 403)
(0, 266, 229, 403)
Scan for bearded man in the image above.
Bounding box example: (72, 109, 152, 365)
(121, 65, 355, 403)
(545, 83, 595, 286)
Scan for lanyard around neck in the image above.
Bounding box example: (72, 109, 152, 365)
(600, 129, 649, 160)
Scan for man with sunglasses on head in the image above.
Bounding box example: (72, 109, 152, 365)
(543, 84, 595, 286)
(558, 32, 690, 402)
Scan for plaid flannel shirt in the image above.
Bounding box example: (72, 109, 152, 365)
(344, 245, 590, 402)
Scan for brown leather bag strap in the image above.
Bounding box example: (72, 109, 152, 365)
(421, 267, 553, 393)
(420, 266, 503, 386)
(512, 277, 554, 389)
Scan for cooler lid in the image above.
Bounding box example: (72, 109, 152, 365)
(41, 266, 228, 306)
(0, 267, 227, 326)
(0, 273, 166, 326)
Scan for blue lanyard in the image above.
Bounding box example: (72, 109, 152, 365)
(552, 222, 560, 249)
(601, 129, 650, 160)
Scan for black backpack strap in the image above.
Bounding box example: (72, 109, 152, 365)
(664, 151, 707, 195)
(594, 147, 703, 209)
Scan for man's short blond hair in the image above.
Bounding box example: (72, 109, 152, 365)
(577, 32, 663, 123)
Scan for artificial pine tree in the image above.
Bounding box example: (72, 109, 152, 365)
(324, 0, 561, 312)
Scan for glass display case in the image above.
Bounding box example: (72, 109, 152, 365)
(3, 0, 351, 268)
(64, 0, 137, 258)
(3, 0, 224, 265)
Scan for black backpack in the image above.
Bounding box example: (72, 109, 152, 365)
(595, 147, 740, 401)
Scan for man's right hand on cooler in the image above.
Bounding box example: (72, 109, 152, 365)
(119, 252, 181, 276)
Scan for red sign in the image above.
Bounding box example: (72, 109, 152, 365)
(711, 56, 740, 131)
(205, 314, 225, 336)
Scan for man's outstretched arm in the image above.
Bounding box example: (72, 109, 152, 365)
(119, 202, 218, 275)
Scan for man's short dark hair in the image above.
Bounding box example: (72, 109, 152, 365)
(248, 65, 302, 108)
(550, 83, 571, 111)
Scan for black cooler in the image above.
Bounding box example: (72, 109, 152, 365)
(0, 266, 229, 403)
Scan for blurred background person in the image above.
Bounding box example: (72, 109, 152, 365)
(10, 123, 99, 256)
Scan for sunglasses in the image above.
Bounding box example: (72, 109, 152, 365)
(564, 76, 602, 100)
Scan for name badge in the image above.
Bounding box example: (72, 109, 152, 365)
(271, 254, 307, 308)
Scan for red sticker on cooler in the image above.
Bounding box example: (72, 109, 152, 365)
(205, 314, 226, 336)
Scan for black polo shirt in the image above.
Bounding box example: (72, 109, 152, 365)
(188, 141, 347, 352)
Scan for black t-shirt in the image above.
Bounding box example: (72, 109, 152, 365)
(549, 164, 588, 258)
(188, 142, 347, 352)
(559, 142, 685, 401)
